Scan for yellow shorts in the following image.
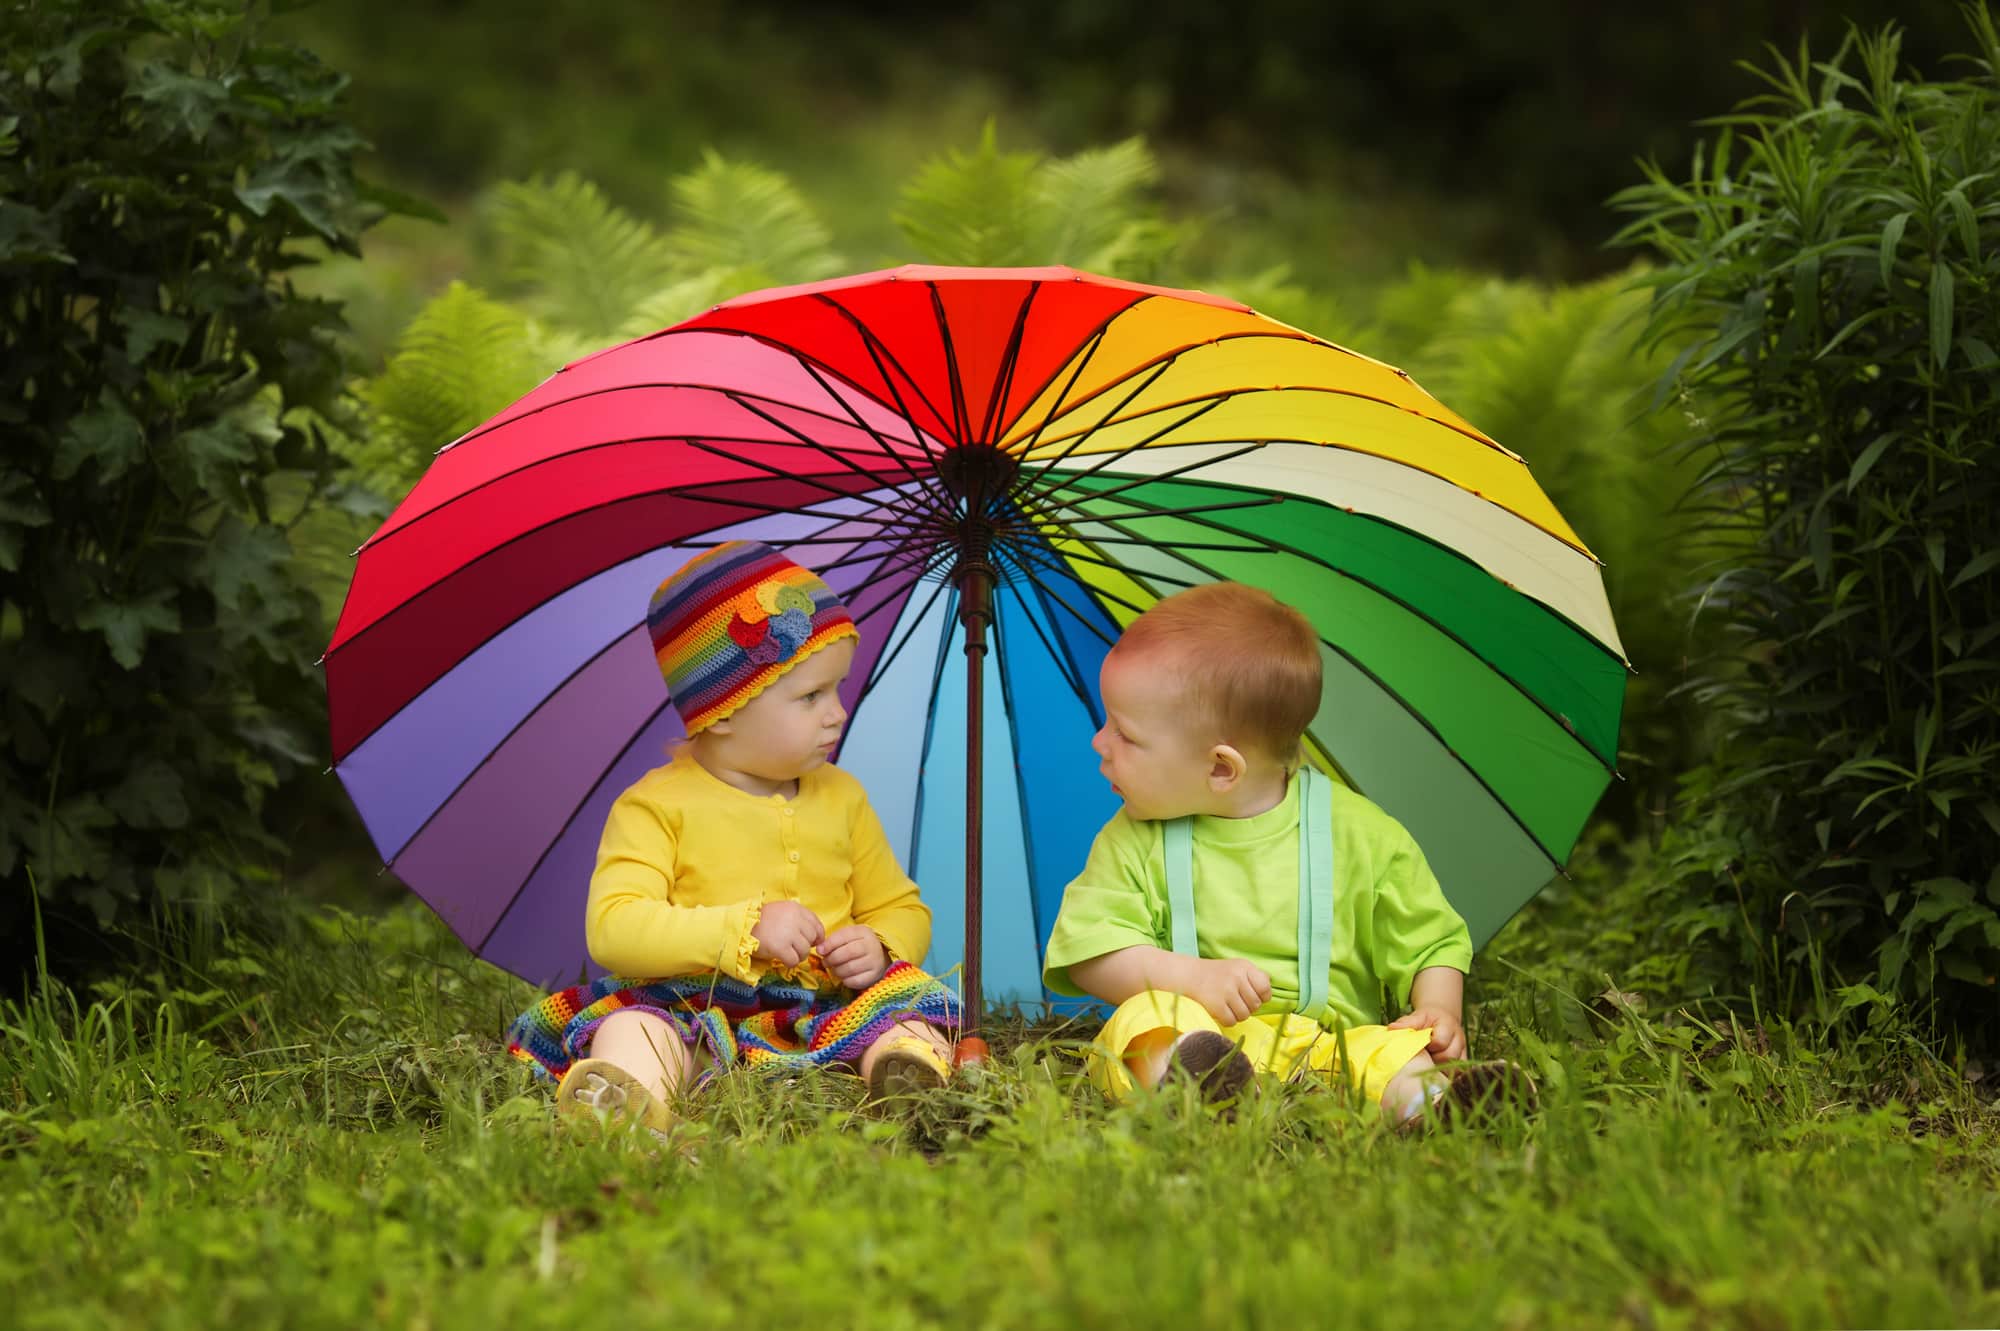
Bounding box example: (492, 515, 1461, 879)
(1090, 988, 1431, 1106)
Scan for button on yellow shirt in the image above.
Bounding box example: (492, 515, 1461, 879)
(585, 752, 931, 983)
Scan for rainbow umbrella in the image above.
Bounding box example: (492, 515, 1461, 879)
(325, 265, 1627, 1032)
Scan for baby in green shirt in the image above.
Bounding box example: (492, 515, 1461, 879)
(1042, 581, 1532, 1123)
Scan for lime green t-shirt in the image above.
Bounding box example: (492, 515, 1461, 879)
(1042, 773, 1474, 1030)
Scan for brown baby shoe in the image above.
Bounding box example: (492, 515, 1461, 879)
(1160, 1030, 1257, 1116)
(1412, 1059, 1540, 1131)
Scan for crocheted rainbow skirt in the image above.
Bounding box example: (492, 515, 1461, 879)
(506, 960, 959, 1083)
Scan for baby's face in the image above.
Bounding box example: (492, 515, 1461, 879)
(706, 638, 854, 783)
(1091, 646, 1221, 822)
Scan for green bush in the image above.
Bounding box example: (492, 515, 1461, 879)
(0, 0, 398, 958)
(1613, 10, 2000, 1025)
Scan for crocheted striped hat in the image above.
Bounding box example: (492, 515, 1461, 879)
(646, 542, 858, 734)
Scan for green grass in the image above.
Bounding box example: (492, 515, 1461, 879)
(3, 898, 1996, 1330)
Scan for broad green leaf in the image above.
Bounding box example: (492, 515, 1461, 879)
(199, 518, 293, 614)
(0, 199, 72, 266)
(106, 759, 190, 830)
(132, 66, 227, 140)
(119, 309, 190, 365)
(53, 396, 145, 481)
(237, 160, 343, 242)
(75, 591, 181, 670)
(176, 419, 260, 497)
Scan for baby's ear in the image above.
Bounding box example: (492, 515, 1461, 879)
(1208, 744, 1247, 790)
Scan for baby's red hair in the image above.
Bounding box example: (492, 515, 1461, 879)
(1111, 582, 1322, 763)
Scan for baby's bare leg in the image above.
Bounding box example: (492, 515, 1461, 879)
(1122, 1026, 1180, 1089)
(856, 1018, 952, 1080)
(1380, 1049, 1440, 1122)
(587, 1010, 691, 1103)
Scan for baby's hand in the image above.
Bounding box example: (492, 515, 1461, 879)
(1386, 1008, 1466, 1062)
(1185, 957, 1272, 1027)
(820, 925, 889, 990)
(752, 900, 826, 967)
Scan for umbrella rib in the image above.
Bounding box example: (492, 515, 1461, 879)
(1009, 537, 1204, 596)
(362, 512, 907, 865)
(1024, 391, 1240, 505)
(1012, 324, 1107, 460)
(443, 371, 933, 455)
(660, 482, 937, 533)
(927, 283, 974, 447)
(1007, 356, 1179, 492)
(718, 387, 939, 500)
(386, 538, 916, 910)
(357, 428, 929, 560)
(999, 566, 1118, 649)
(470, 695, 680, 958)
(1069, 488, 1622, 778)
(331, 477, 928, 706)
(986, 566, 1098, 718)
(997, 327, 1505, 461)
(992, 539, 1136, 715)
(841, 313, 963, 487)
(848, 575, 955, 718)
(1015, 427, 1261, 515)
(680, 438, 940, 532)
(816, 293, 962, 452)
(378, 622, 654, 870)
(1029, 379, 1529, 470)
(899, 583, 965, 873)
(979, 284, 1039, 449)
(847, 561, 930, 633)
(787, 359, 957, 511)
(1060, 511, 1572, 869)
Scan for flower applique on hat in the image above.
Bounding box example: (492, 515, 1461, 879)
(646, 542, 857, 734)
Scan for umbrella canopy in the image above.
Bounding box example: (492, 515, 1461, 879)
(325, 264, 1627, 1013)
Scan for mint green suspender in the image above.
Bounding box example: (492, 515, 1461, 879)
(1162, 765, 1335, 1023)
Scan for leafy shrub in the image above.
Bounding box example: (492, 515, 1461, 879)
(1613, 10, 2000, 1025)
(0, 0, 396, 958)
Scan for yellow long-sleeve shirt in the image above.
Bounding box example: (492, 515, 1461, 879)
(584, 752, 931, 983)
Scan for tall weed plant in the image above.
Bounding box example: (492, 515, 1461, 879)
(1613, 8, 2000, 1029)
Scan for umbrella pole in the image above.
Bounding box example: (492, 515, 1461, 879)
(956, 558, 994, 1061)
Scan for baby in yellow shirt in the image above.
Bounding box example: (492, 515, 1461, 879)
(507, 542, 957, 1136)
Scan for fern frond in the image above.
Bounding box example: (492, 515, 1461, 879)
(1031, 138, 1163, 266)
(485, 172, 679, 339)
(665, 150, 840, 284)
(894, 121, 1041, 266)
(359, 281, 546, 486)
